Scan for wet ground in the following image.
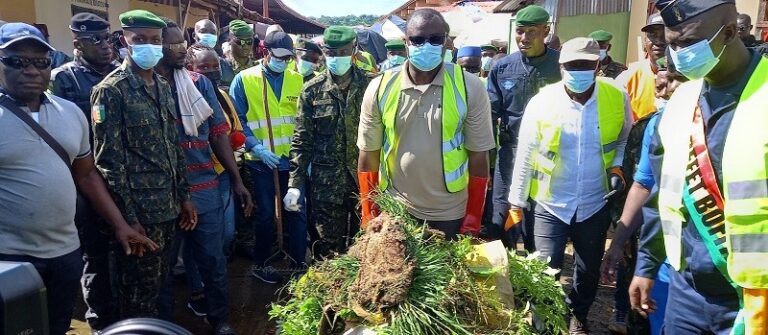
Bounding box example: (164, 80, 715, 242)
(68, 245, 620, 335)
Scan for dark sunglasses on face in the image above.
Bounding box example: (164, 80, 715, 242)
(408, 34, 446, 47)
(237, 38, 253, 46)
(0, 56, 52, 70)
(78, 34, 112, 45)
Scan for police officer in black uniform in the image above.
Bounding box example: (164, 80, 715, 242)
(487, 5, 561, 250)
(49, 13, 120, 332)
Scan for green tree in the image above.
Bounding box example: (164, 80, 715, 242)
(311, 14, 379, 27)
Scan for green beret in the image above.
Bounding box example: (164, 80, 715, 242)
(588, 30, 613, 42)
(323, 26, 356, 49)
(480, 44, 498, 52)
(119, 10, 166, 29)
(385, 39, 405, 50)
(229, 20, 253, 39)
(516, 5, 550, 26)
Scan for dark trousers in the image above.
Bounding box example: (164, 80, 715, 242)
(426, 219, 462, 240)
(249, 164, 308, 266)
(311, 192, 359, 259)
(113, 220, 175, 318)
(75, 193, 116, 330)
(492, 143, 536, 251)
(662, 267, 739, 335)
(533, 203, 611, 323)
(0, 249, 83, 335)
(159, 207, 229, 327)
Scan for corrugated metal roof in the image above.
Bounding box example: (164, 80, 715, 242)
(559, 0, 631, 16)
(493, 0, 543, 13)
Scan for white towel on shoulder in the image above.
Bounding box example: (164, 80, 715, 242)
(175, 69, 213, 137)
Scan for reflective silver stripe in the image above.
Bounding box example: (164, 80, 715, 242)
(378, 70, 401, 112)
(731, 234, 768, 253)
(265, 136, 292, 150)
(445, 160, 468, 183)
(727, 180, 768, 200)
(247, 116, 294, 130)
(603, 140, 618, 153)
(444, 65, 467, 121)
(532, 169, 549, 181)
(538, 148, 556, 160)
(442, 132, 464, 152)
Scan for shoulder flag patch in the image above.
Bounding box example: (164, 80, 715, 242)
(92, 105, 105, 124)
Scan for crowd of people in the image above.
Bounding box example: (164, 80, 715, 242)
(1, 0, 767, 334)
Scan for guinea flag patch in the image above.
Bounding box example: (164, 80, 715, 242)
(92, 105, 105, 124)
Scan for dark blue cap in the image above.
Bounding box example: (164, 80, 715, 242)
(457, 46, 481, 58)
(264, 31, 294, 58)
(70, 13, 110, 33)
(655, 0, 735, 27)
(0, 22, 54, 51)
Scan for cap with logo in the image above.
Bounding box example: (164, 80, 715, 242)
(516, 5, 550, 26)
(559, 37, 600, 64)
(265, 31, 295, 58)
(70, 13, 110, 33)
(655, 0, 735, 27)
(0, 22, 54, 51)
(323, 26, 356, 49)
(119, 9, 166, 29)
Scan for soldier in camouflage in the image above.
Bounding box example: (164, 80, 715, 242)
(284, 26, 371, 259)
(221, 20, 256, 87)
(589, 30, 627, 79)
(90, 10, 197, 318)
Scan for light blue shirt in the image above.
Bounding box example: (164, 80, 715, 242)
(509, 82, 633, 223)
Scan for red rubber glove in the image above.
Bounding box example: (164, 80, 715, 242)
(359, 171, 380, 229)
(460, 176, 489, 236)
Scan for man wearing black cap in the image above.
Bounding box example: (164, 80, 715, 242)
(286, 25, 372, 258)
(91, 9, 197, 318)
(630, 1, 768, 333)
(231, 31, 307, 283)
(0, 22, 156, 334)
(488, 5, 561, 251)
(49, 12, 121, 331)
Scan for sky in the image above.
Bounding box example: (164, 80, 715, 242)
(280, 0, 410, 17)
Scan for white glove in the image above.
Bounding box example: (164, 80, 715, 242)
(283, 188, 301, 212)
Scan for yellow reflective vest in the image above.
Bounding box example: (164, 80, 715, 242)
(376, 63, 469, 193)
(658, 57, 768, 288)
(529, 79, 626, 201)
(354, 51, 378, 74)
(240, 65, 303, 159)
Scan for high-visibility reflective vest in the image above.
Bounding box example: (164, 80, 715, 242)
(658, 57, 768, 288)
(376, 63, 469, 193)
(354, 51, 378, 74)
(528, 79, 626, 201)
(240, 65, 303, 159)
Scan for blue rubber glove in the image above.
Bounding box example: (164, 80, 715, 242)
(251, 144, 281, 169)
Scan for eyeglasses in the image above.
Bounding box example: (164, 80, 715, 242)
(164, 41, 188, 52)
(0, 56, 52, 70)
(738, 26, 749, 32)
(237, 38, 253, 46)
(408, 34, 447, 46)
(78, 34, 111, 46)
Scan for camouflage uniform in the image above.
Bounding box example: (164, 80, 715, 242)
(598, 56, 627, 79)
(289, 67, 371, 258)
(91, 61, 190, 317)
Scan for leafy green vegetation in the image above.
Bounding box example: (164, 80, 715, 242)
(310, 14, 379, 27)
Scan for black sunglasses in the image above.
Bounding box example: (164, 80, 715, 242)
(78, 34, 112, 45)
(0, 56, 52, 70)
(408, 34, 446, 47)
(237, 38, 253, 46)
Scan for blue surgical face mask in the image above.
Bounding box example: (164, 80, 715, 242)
(197, 33, 217, 48)
(388, 55, 406, 66)
(268, 57, 287, 73)
(408, 44, 443, 72)
(562, 69, 596, 94)
(129, 43, 164, 70)
(481, 56, 492, 71)
(297, 59, 316, 76)
(599, 49, 608, 61)
(443, 49, 454, 63)
(669, 25, 726, 80)
(118, 48, 129, 60)
(655, 98, 668, 113)
(327, 56, 352, 76)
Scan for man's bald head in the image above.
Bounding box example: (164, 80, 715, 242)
(737, 13, 753, 40)
(195, 19, 216, 34)
(406, 8, 450, 36)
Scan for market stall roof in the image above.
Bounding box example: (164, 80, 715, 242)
(493, 0, 543, 13)
(137, 0, 274, 24)
(242, 0, 325, 34)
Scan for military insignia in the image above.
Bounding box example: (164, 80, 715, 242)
(502, 80, 514, 90)
(80, 25, 87, 32)
(92, 105, 105, 124)
(127, 17, 134, 25)
(673, 6, 683, 22)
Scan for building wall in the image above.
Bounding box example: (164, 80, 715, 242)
(625, 0, 652, 64)
(556, 11, 631, 64)
(0, 0, 37, 22)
